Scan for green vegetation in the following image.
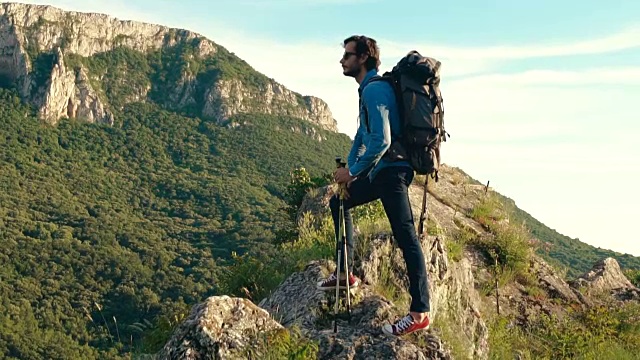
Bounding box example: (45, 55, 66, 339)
(461, 192, 535, 286)
(496, 192, 640, 279)
(625, 269, 640, 287)
(242, 326, 319, 359)
(488, 302, 640, 359)
(444, 167, 640, 279)
(447, 187, 640, 359)
(452, 190, 640, 359)
(446, 220, 474, 262)
(0, 87, 350, 358)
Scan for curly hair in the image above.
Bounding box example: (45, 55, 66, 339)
(343, 35, 381, 71)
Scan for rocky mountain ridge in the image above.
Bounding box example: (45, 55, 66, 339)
(147, 165, 640, 359)
(151, 254, 639, 359)
(0, 2, 337, 131)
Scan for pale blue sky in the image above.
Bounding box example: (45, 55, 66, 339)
(15, 0, 640, 257)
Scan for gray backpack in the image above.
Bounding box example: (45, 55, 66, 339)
(363, 50, 448, 236)
(364, 50, 448, 181)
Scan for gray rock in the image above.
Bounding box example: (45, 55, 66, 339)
(570, 257, 640, 301)
(259, 260, 452, 359)
(157, 295, 284, 360)
(30, 47, 113, 125)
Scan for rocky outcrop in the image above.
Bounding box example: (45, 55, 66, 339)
(167, 73, 198, 110)
(572, 257, 635, 291)
(570, 257, 640, 301)
(0, 2, 338, 132)
(0, 2, 214, 58)
(156, 296, 284, 360)
(32, 47, 113, 125)
(532, 257, 587, 305)
(259, 178, 490, 359)
(488, 255, 593, 328)
(150, 164, 640, 358)
(303, 96, 337, 133)
(150, 168, 489, 359)
(356, 234, 488, 360)
(202, 78, 337, 132)
(152, 264, 452, 359)
(258, 260, 452, 359)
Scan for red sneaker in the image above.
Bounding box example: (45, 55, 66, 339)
(382, 313, 430, 337)
(316, 272, 360, 291)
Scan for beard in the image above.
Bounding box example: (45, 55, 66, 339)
(343, 65, 359, 77)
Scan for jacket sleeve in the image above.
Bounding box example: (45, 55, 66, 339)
(347, 128, 364, 170)
(347, 83, 392, 177)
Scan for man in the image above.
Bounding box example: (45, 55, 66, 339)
(315, 35, 431, 337)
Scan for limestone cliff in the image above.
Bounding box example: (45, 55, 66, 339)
(202, 78, 337, 132)
(31, 47, 113, 125)
(0, 2, 337, 131)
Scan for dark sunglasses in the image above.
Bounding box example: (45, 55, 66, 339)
(342, 51, 357, 60)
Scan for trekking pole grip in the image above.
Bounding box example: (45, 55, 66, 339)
(335, 156, 348, 200)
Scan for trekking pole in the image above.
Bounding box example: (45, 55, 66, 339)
(341, 177, 352, 325)
(418, 176, 429, 237)
(333, 157, 351, 333)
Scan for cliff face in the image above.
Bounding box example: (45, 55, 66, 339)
(31, 47, 114, 124)
(0, 2, 200, 125)
(0, 2, 337, 131)
(202, 78, 337, 131)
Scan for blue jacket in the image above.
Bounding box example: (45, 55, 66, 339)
(347, 69, 411, 180)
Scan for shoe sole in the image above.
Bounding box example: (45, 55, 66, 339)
(381, 325, 430, 337)
(316, 281, 360, 291)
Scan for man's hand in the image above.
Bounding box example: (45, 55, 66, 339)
(334, 167, 355, 185)
(334, 167, 356, 199)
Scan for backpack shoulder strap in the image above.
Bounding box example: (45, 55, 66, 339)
(359, 75, 394, 134)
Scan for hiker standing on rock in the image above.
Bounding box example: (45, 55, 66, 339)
(315, 35, 431, 337)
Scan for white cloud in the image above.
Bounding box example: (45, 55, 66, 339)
(456, 67, 640, 86)
(377, 25, 640, 60)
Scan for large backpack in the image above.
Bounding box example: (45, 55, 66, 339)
(362, 50, 448, 236)
(363, 50, 448, 182)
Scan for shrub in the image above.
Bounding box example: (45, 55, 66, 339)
(242, 326, 319, 360)
(468, 194, 533, 281)
(624, 269, 640, 287)
(216, 212, 334, 303)
(488, 302, 640, 359)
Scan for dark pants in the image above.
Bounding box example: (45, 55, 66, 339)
(329, 166, 431, 313)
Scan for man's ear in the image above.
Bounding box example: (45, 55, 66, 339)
(359, 54, 368, 66)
